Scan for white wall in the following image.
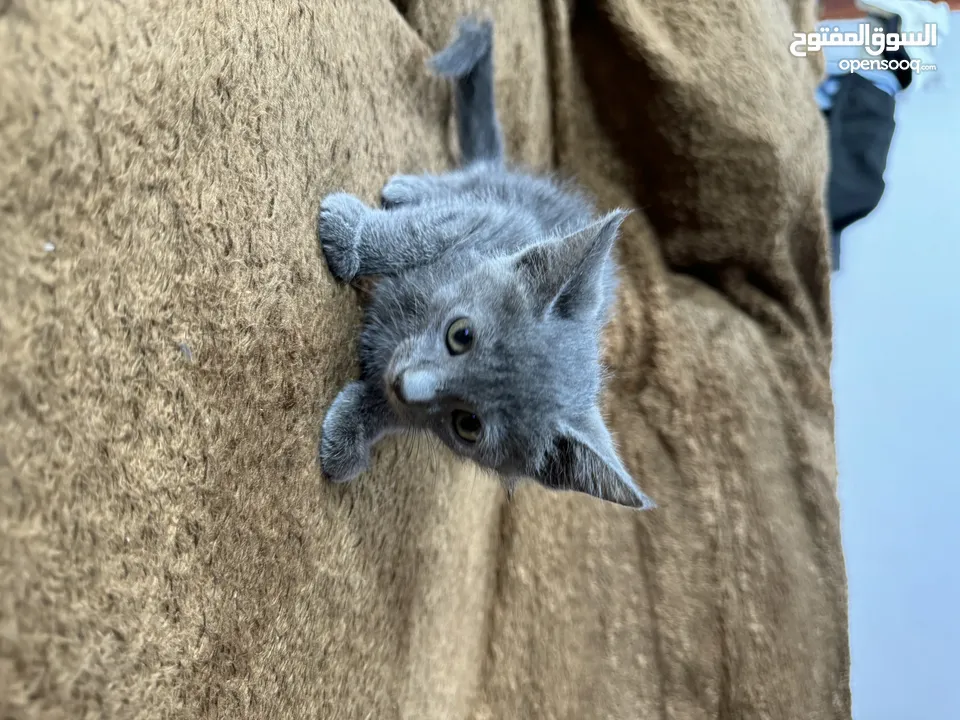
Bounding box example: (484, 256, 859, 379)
(826, 13, 960, 720)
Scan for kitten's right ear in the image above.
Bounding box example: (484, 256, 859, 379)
(513, 210, 628, 319)
(533, 407, 656, 511)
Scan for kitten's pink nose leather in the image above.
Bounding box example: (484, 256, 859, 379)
(393, 369, 439, 405)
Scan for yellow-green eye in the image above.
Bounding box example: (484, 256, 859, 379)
(445, 317, 474, 355)
(452, 410, 482, 443)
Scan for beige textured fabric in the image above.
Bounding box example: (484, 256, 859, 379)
(1, 0, 848, 717)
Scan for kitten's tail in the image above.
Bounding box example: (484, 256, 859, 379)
(428, 18, 505, 165)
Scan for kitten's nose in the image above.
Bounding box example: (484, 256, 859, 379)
(392, 368, 439, 405)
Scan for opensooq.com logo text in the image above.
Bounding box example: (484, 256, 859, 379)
(790, 22, 940, 74)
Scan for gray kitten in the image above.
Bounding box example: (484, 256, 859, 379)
(316, 18, 655, 510)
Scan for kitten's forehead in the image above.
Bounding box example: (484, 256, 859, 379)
(454, 320, 594, 416)
(437, 260, 528, 318)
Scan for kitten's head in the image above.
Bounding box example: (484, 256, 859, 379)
(370, 211, 655, 510)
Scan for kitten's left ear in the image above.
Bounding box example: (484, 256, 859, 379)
(514, 210, 629, 319)
(534, 406, 657, 510)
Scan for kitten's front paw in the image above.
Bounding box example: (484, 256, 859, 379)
(319, 382, 373, 483)
(380, 174, 432, 209)
(318, 192, 367, 282)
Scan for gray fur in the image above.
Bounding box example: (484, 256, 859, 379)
(429, 17, 504, 164)
(316, 18, 656, 510)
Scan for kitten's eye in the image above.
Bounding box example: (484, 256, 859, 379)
(445, 317, 474, 355)
(452, 410, 482, 443)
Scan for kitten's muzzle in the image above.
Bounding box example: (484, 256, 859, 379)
(389, 367, 440, 406)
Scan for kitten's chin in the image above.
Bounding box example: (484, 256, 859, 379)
(383, 375, 405, 415)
